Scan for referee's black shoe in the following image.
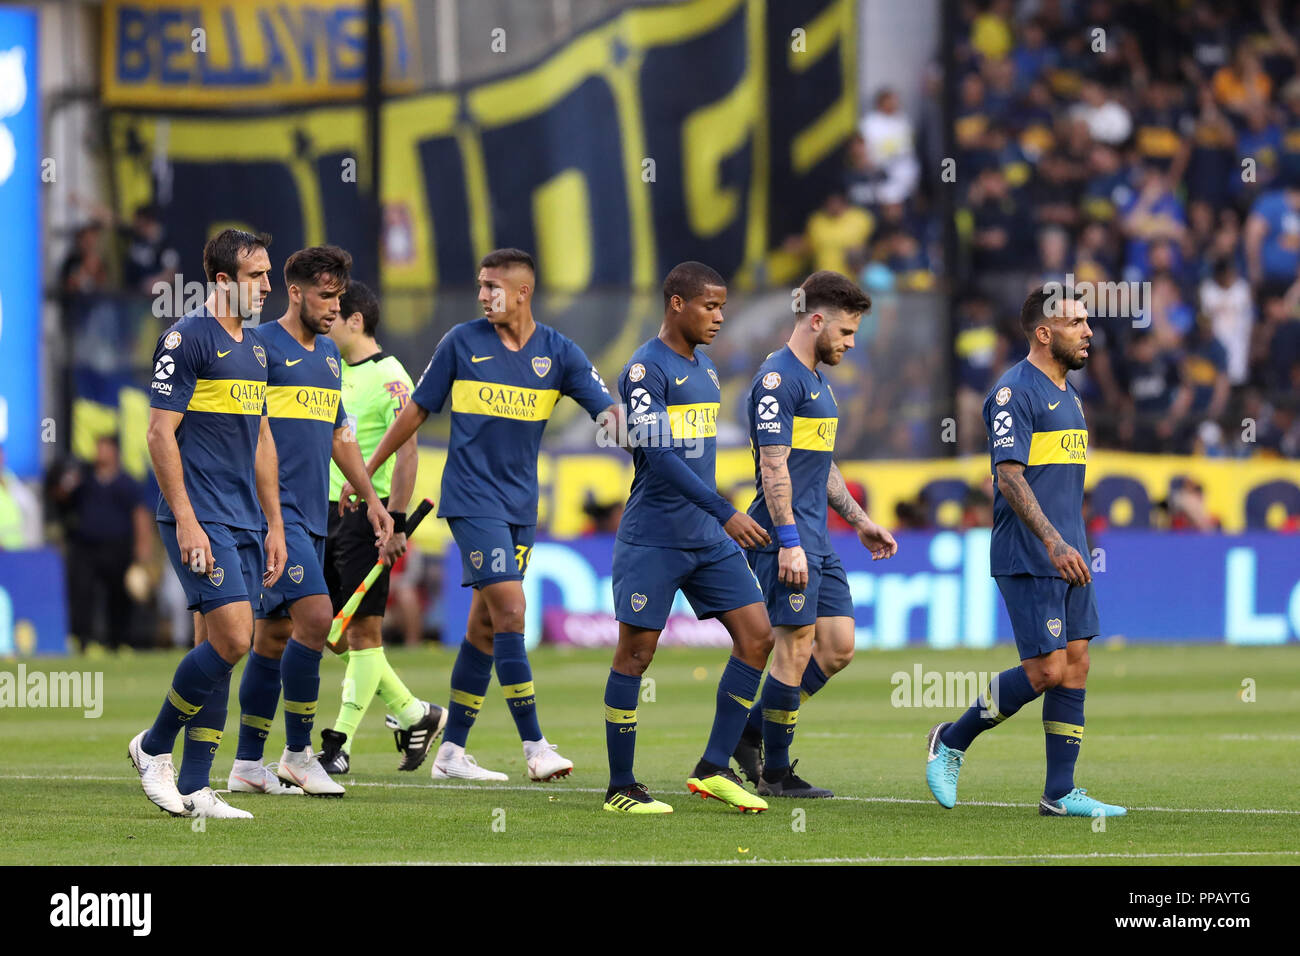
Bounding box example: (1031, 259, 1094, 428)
(757, 760, 833, 799)
(386, 701, 448, 771)
(319, 728, 350, 776)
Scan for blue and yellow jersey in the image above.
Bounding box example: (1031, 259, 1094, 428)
(617, 336, 730, 549)
(149, 308, 267, 530)
(985, 359, 1088, 577)
(746, 346, 839, 555)
(411, 318, 612, 524)
(259, 320, 347, 536)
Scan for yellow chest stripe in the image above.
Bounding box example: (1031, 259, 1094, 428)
(187, 379, 266, 416)
(451, 380, 560, 421)
(667, 401, 719, 439)
(1028, 428, 1089, 465)
(266, 385, 341, 423)
(792, 416, 837, 451)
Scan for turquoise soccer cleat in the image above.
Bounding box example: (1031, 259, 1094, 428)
(1039, 787, 1127, 817)
(925, 722, 964, 809)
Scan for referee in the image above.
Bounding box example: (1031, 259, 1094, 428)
(318, 280, 445, 774)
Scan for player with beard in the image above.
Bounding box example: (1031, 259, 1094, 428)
(925, 287, 1126, 818)
(734, 271, 897, 798)
(227, 246, 393, 797)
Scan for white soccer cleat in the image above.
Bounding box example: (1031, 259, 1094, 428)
(525, 739, 574, 782)
(128, 729, 187, 816)
(228, 759, 304, 795)
(430, 742, 508, 781)
(182, 787, 254, 819)
(275, 745, 345, 796)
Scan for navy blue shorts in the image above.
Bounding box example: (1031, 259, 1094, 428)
(259, 521, 328, 619)
(747, 548, 854, 628)
(448, 516, 536, 588)
(160, 519, 264, 615)
(995, 574, 1099, 659)
(613, 537, 765, 630)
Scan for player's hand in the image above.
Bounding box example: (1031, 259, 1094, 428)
(381, 531, 407, 568)
(368, 501, 394, 550)
(778, 545, 808, 591)
(856, 519, 898, 560)
(723, 511, 771, 549)
(1047, 537, 1091, 586)
(264, 525, 287, 588)
(337, 482, 359, 514)
(177, 520, 214, 576)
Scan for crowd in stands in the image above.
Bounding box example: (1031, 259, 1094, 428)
(949, 0, 1300, 460)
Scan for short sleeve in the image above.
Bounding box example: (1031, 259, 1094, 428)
(383, 361, 415, 421)
(751, 371, 800, 447)
(411, 331, 457, 414)
(621, 359, 672, 449)
(986, 385, 1035, 467)
(561, 337, 614, 418)
(149, 324, 203, 412)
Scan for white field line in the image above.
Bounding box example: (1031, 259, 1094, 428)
(4, 773, 1300, 815)
(338, 849, 1300, 865)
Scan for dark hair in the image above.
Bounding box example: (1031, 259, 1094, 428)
(799, 270, 872, 318)
(339, 279, 380, 337)
(203, 228, 272, 283)
(479, 248, 535, 275)
(284, 245, 352, 292)
(1020, 284, 1081, 339)
(663, 260, 725, 308)
(96, 433, 120, 450)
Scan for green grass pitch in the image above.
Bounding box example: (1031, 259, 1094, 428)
(1, 643, 1297, 865)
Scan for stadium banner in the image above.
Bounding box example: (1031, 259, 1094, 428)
(0, 550, 69, 656)
(441, 531, 1300, 649)
(105, 0, 858, 291)
(0, 8, 42, 478)
(101, 0, 420, 107)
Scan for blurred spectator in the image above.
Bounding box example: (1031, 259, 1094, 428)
(50, 435, 152, 650)
(800, 192, 873, 278)
(1168, 478, 1221, 531)
(1071, 80, 1132, 146)
(120, 203, 180, 294)
(58, 223, 108, 297)
(582, 494, 625, 535)
(1199, 257, 1254, 385)
(1244, 181, 1300, 295)
(1167, 313, 1231, 447)
(970, 0, 1014, 61)
(0, 445, 41, 549)
(1211, 41, 1272, 116)
(844, 133, 886, 209)
(859, 87, 920, 205)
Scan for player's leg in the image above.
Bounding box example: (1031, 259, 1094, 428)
(682, 542, 773, 812)
(227, 615, 303, 795)
(432, 581, 507, 781)
(368, 608, 448, 772)
(602, 538, 676, 813)
(130, 522, 250, 817)
(1038, 583, 1124, 817)
(926, 574, 1065, 809)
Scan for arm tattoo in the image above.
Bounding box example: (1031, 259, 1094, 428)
(759, 444, 796, 527)
(827, 462, 868, 526)
(995, 462, 1068, 555)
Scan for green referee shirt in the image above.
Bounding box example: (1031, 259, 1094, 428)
(328, 350, 413, 501)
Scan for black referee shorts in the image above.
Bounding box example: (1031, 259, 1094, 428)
(326, 497, 390, 618)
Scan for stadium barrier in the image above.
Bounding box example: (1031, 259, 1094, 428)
(442, 530, 1300, 649)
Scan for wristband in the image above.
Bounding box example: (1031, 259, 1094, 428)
(776, 524, 801, 549)
(389, 511, 406, 534)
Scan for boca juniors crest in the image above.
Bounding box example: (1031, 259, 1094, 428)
(532, 356, 552, 378)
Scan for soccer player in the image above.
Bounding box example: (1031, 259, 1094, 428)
(365, 248, 618, 781)
(226, 247, 393, 797)
(602, 261, 776, 815)
(925, 287, 1126, 818)
(317, 279, 445, 775)
(735, 270, 897, 798)
(129, 228, 287, 819)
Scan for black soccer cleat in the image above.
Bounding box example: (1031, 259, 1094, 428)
(319, 728, 350, 776)
(757, 760, 833, 799)
(387, 701, 448, 771)
(732, 724, 763, 785)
